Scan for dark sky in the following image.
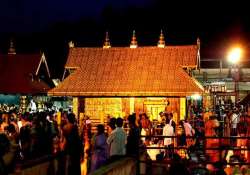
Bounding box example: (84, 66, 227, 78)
(0, 0, 250, 78)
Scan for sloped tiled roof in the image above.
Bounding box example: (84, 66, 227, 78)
(49, 46, 203, 97)
(65, 46, 198, 69)
(0, 54, 50, 94)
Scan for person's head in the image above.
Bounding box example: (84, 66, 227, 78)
(159, 111, 164, 117)
(165, 117, 170, 125)
(67, 113, 76, 124)
(213, 160, 226, 170)
(7, 124, 16, 134)
(179, 120, 184, 126)
(108, 117, 116, 130)
(128, 114, 136, 127)
(140, 113, 147, 120)
(169, 113, 173, 119)
(97, 124, 105, 135)
(21, 112, 29, 121)
(116, 117, 123, 127)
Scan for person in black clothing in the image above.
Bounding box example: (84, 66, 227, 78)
(0, 133, 10, 175)
(126, 114, 140, 156)
(63, 113, 82, 175)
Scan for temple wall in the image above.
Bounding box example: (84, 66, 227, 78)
(83, 97, 181, 124)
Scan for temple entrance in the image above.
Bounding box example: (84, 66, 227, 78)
(143, 98, 168, 121)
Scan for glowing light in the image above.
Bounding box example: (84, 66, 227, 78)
(191, 94, 201, 100)
(227, 47, 242, 64)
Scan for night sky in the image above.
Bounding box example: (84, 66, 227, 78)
(0, 0, 250, 78)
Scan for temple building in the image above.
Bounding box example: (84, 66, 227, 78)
(48, 31, 203, 124)
(0, 40, 52, 112)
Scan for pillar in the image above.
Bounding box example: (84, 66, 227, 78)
(19, 96, 27, 113)
(180, 97, 186, 121)
(73, 97, 79, 117)
(130, 97, 135, 114)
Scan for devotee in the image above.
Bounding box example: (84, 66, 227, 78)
(205, 115, 220, 162)
(126, 114, 140, 156)
(1, 113, 9, 132)
(90, 124, 108, 172)
(163, 118, 174, 159)
(237, 114, 248, 157)
(107, 117, 127, 161)
(63, 113, 82, 175)
(139, 113, 151, 142)
(168, 113, 176, 133)
(230, 108, 240, 145)
(183, 119, 195, 147)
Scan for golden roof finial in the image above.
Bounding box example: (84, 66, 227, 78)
(8, 38, 16, 55)
(197, 37, 200, 50)
(197, 37, 201, 70)
(103, 31, 111, 48)
(68, 41, 75, 48)
(130, 30, 138, 48)
(158, 29, 165, 48)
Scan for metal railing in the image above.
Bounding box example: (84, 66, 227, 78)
(138, 134, 250, 174)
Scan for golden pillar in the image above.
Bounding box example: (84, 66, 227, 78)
(73, 97, 79, 117)
(129, 97, 135, 114)
(19, 96, 27, 113)
(180, 97, 186, 121)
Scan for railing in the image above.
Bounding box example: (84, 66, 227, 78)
(13, 154, 59, 175)
(138, 135, 250, 174)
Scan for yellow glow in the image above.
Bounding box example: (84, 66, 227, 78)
(180, 98, 186, 120)
(57, 112, 61, 126)
(85, 98, 122, 120)
(130, 97, 135, 114)
(227, 47, 242, 64)
(73, 97, 78, 117)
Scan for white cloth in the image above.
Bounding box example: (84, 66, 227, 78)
(17, 121, 22, 131)
(163, 124, 174, 146)
(107, 127, 127, 156)
(231, 113, 239, 129)
(184, 122, 194, 136)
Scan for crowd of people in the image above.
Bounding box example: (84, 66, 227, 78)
(0, 110, 83, 175)
(1, 103, 250, 175)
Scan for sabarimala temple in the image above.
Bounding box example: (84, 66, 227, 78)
(48, 31, 204, 124)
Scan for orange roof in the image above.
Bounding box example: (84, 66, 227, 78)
(65, 46, 198, 69)
(49, 45, 203, 97)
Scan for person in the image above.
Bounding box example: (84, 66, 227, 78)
(163, 118, 174, 159)
(0, 132, 18, 175)
(213, 160, 227, 175)
(230, 109, 240, 139)
(169, 153, 190, 175)
(183, 119, 195, 147)
(139, 113, 151, 143)
(178, 120, 187, 146)
(168, 113, 176, 133)
(126, 114, 140, 156)
(237, 115, 248, 153)
(90, 124, 108, 172)
(107, 117, 116, 135)
(205, 115, 220, 162)
(63, 113, 82, 175)
(223, 111, 231, 146)
(0, 133, 10, 175)
(107, 117, 127, 161)
(29, 99, 37, 113)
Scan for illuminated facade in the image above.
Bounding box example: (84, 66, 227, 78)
(49, 32, 203, 123)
